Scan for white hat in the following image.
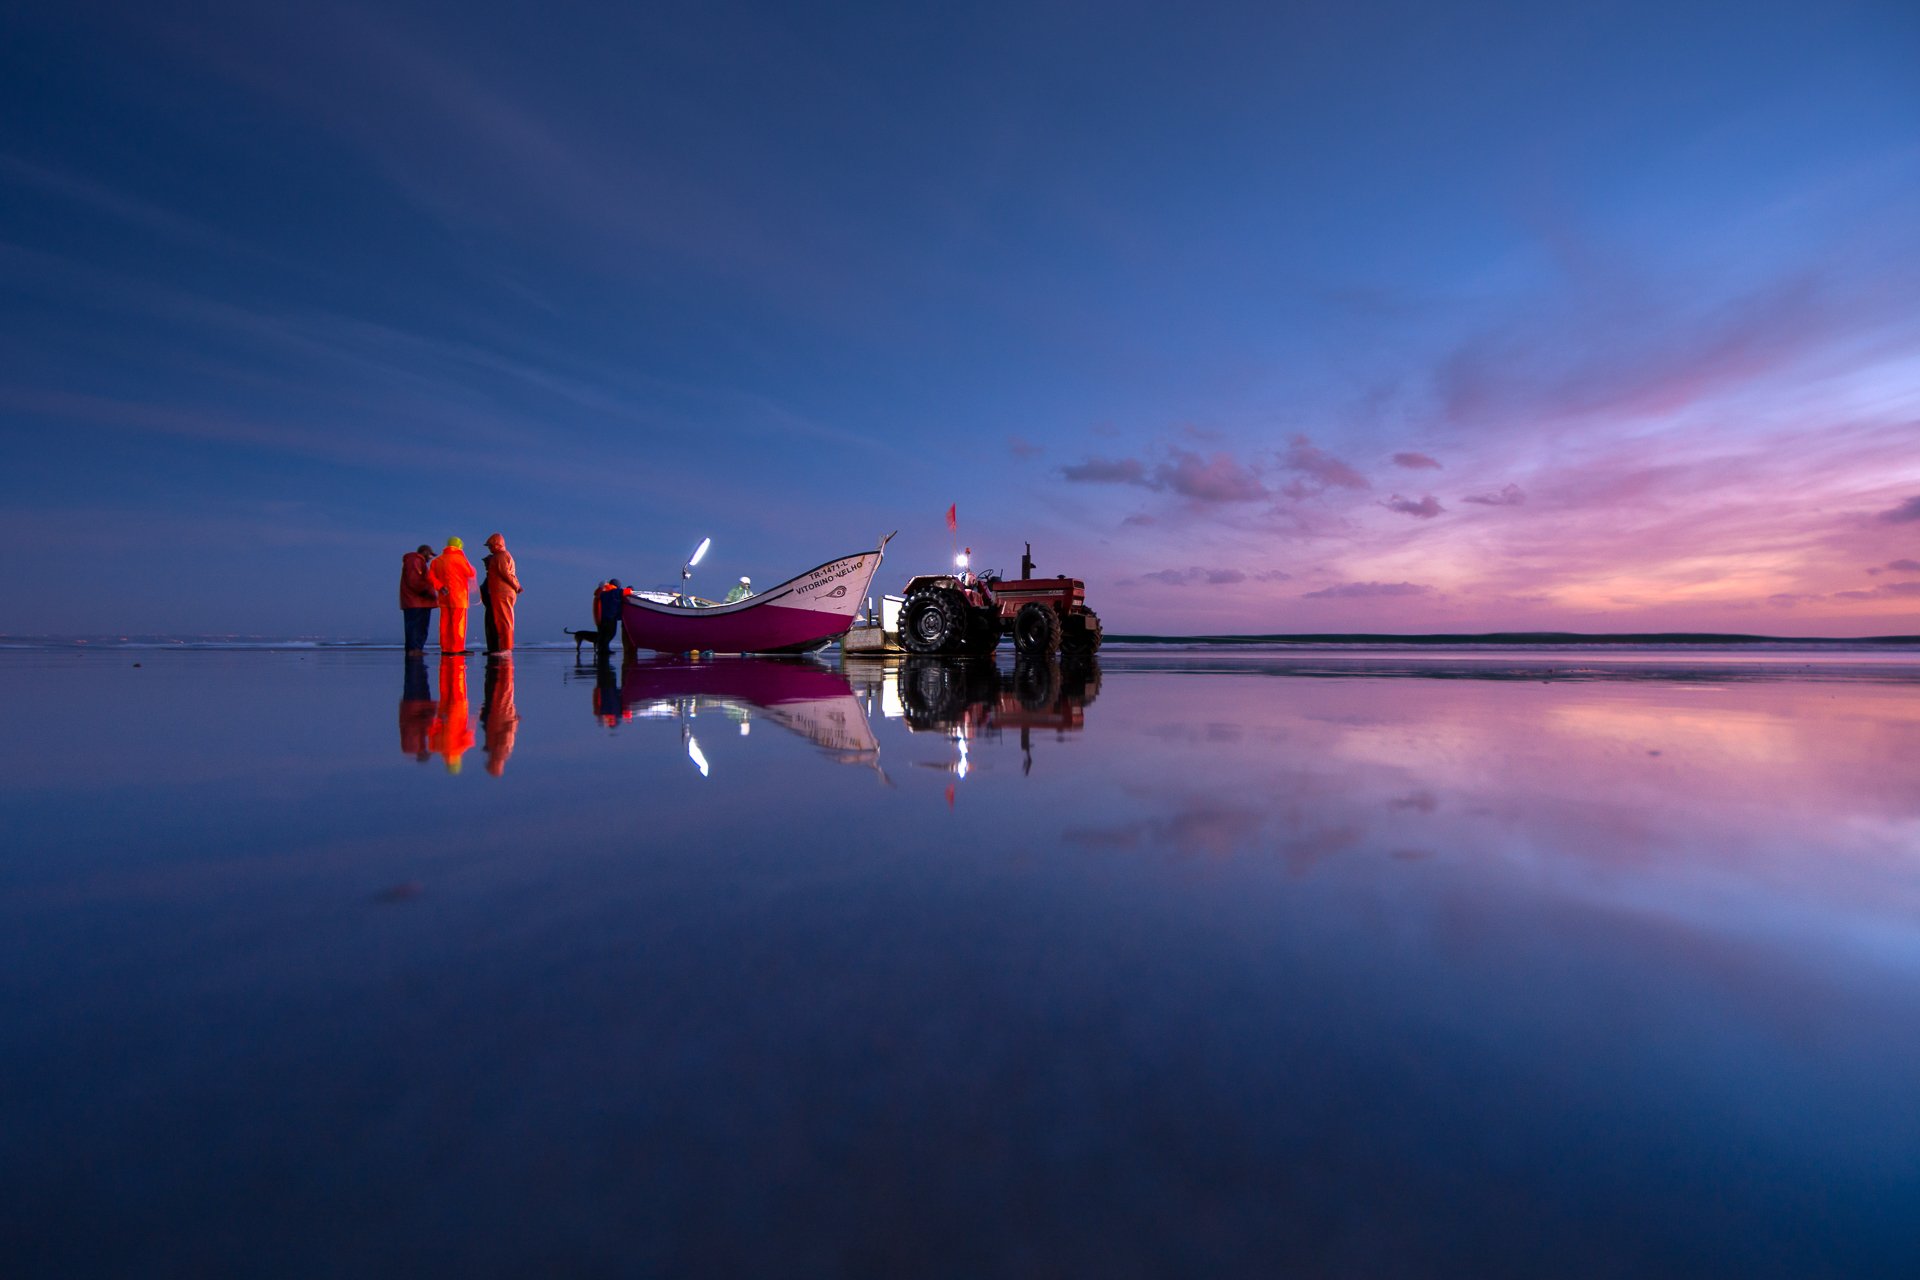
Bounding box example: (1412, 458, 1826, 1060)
(739, 576, 751, 583)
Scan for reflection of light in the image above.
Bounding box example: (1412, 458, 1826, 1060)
(687, 736, 710, 777)
(955, 734, 970, 779)
(739, 721, 750, 736)
(880, 674, 905, 719)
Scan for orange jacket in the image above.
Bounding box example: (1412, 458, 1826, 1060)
(483, 549, 521, 597)
(429, 547, 477, 607)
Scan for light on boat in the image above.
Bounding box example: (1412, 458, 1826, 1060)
(954, 552, 969, 568)
(689, 537, 712, 567)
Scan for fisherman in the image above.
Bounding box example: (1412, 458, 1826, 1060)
(480, 532, 523, 654)
(399, 544, 436, 654)
(428, 537, 478, 654)
(593, 578, 631, 659)
(725, 575, 753, 604)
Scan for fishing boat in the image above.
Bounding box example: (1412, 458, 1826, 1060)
(621, 534, 893, 655)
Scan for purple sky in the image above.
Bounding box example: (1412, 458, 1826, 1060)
(3, 1, 1917, 637)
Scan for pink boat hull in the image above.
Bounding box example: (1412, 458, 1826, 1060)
(621, 542, 889, 655)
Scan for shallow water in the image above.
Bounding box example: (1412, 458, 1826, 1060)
(2, 649, 1917, 1277)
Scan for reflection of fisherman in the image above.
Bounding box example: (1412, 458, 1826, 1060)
(593, 660, 626, 727)
(427, 655, 474, 774)
(482, 657, 519, 775)
(399, 655, 434, 760)
(724, 575, 753, 604)
(593, 579, 631, 660)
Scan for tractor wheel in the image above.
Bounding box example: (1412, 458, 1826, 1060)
(1061, 609, 1103, 655)
(900, 657, 968, 726)
(1012, 658, 1060, 710)
(1012, 602, 1063, 658)
(963, 608, 1001, 657)
(901, 588, 967, 654)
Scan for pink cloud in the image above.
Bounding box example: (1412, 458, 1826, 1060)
(1879, 495, 1920, 523)
(1381, 494, 1444, 519)
(1153, 449, 1267, 502)
(1060, 447, 1267, 503)
(1279, 435, 1368, 493)
(1392, 451, 1442, 470)
(1061, 455, 1147, 484)
(1302, 581, 1433, 599)
(1124, 566, 1292, 587)
(1462, 483, 1527, 507)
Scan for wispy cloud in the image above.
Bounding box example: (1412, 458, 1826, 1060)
(1278, 434, 1368, 495)
(1834, 582, 1920, 601)
(1462, 483, 1527, 507)
(1381, 494, 1444, 519)
(1061, 456, 1147, 484)
(1879, 495, 1920, 523)
(1007, 436, 1043, 460)
(1124, 566, 1292, 587)
(1392, 451, 1441, 470)
(1301, 581, 1432, 599)
(1060, 448, 1266, 502)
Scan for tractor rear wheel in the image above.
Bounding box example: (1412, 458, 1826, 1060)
(901, 588, 967, 654)
(1012, 602, 1063, 658)
(1061, 609, 1103, 655)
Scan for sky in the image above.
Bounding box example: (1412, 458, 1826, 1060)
(2, 0, 1917, 638)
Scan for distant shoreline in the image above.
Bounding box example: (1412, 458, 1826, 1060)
(1104, 632, 1920, 646)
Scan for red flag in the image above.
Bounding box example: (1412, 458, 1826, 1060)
(945, 503, 957, 532)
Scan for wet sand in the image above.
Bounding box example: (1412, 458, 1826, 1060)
(2, 648, 1917, 1277)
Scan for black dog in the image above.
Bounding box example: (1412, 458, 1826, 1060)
(565, 629, 614, 662)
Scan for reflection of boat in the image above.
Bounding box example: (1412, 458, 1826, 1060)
(622, 536, 893, 655)
(616, 656, 880, 765)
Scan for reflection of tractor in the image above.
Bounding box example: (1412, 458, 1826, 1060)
(898, 543, 1103, 659)
(897, 656, 1101, 736)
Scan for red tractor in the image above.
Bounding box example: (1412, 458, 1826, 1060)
(897, 543, 1103, 659)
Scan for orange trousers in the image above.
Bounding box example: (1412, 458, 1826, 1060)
(429, 656, 473, 773)
(439, 603, 468, 653)
(486, 591, 516, 653)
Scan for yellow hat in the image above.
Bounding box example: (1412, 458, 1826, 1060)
(447, 536, 463, 549)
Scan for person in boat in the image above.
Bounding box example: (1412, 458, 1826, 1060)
(399, 544, 435, 655)
(480, 532, 522, 654)
(593, 578, 632, 659)
(428, 537, 478, 654)
(725, 575, 753, 604)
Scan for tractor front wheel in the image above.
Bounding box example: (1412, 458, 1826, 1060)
(1012, 602, 1063, 658)
(901, 588, 968, 654)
